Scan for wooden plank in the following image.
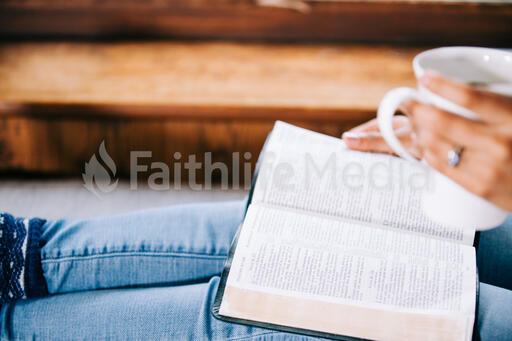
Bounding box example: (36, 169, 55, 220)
(0, 117, 349, 181)
(0, 0, 511, 45)
(0, 42, 419, 118)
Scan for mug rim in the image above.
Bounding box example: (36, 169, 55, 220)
(412, 46, 512, 80)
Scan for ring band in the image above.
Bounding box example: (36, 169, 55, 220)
(447, 145, 464, 167)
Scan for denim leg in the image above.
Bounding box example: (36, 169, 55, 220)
(7, 203, 509, 340)
(1, 277, 328, 341)
(475, 215, 512, 340)
(477, 215, 512, 290)
(2, 279, 511, 341)
(37, 200, 245, 295)
(477, 283, 512, 341)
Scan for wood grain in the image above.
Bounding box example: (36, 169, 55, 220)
(1, 0, 511, 45)
(0, 42, 418, 180)
(0, 117, 349, 182)
(0, 42, 419, 117)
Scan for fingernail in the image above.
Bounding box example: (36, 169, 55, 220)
(342, 132, 367, 147)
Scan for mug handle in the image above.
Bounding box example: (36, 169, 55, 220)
(377, 87, 423, 162)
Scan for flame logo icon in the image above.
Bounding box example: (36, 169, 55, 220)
(82, 140, 119, 197)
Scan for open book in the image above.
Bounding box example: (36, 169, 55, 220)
(213, 122, 478, 341)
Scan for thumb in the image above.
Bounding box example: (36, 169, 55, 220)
(342, 129, 422, 159)
(342, 131, 396, 154)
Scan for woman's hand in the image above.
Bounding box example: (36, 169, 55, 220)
(342, 73, 512, 212)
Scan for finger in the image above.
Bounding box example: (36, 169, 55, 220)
(342, 130, 421, 158)
(406, 101, 502, 156)
(343, 131, 397, 154)
(398, 99, 417, 117)
(419, 72, 512, 124)
(422, 149, 482, 199)
(398, 99, 423, 133)
(348, 116, 410, 133)
(418, 130, 499, 199)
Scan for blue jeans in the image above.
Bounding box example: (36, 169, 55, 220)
(1, 200, 511, 341)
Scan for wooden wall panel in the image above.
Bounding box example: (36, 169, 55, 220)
(1, 0, 511, 45)
(0, 42, 419, 113)
(0, 116, 357, 184)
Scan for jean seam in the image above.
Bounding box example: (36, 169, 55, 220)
(224, 331, 281, 341)
(41, 251, 228, 263)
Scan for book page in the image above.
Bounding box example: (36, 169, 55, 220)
(220, 204, 476, 341)
(251, 121, 475, 245)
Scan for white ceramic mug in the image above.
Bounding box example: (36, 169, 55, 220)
(377, 47, 512, 230)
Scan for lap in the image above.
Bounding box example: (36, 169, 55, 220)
(477, 215, 512, 290)
(1, 277, 324, 341)
(39, 200, 246, 294)
(4, 209, 512, 341)
(7, 204, 511, 339)
(477, 282, 512, 341)
(4, 276, 511, 341)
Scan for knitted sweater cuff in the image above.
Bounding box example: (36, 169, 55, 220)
(25, 217, 48, 298)
(0, 213, 48, 306)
